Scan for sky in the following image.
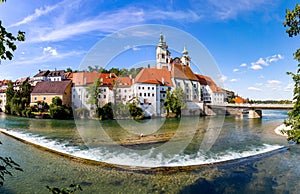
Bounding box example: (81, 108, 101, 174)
(0, 0, 299, 100)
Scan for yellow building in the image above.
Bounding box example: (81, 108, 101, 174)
(30, 80, 72, 106)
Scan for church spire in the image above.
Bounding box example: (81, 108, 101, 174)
(182, 43, 188, 55)
(158, 32, 164, 46)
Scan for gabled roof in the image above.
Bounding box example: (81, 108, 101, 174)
(31, 80, 71, 94)
(48, 70, 65, 77)
(171, 63, 198, 81)
(65, 72, 73, 79)
(99, 73, 118, 87)
(72, 72, 101, 86)
(135, 68, 173, 86)
(195, 74, 223, 93)
(14, 77, 29, 86)
(116, 77, 132, 87)
(34, 70, 50, 77)
(0, 80, 11, 87)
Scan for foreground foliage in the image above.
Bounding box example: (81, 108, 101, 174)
(282, 4, 300, 143)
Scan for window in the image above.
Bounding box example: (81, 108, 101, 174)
(104, 95, 106, 98)
(103, 89, 106, 92)
(148, 93, 150, 97)
(142, 87, 144, 90)
(125, 89, 127, 93)
(152, 87, 154, 90)
(34, 97, 37, 100)
(43, 97, 46, 100)
(149, 103, 152, 105)
(152, 93, 154, 97)
(148, 87, 150, 90)
(144, 93, 146, 97)
(139, 93, 142, 97)
(162, 94, 165, 97)
(138, 86, 141, 89)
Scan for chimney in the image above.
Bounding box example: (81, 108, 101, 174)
(110, 73, 112, 78)
(162, 77, 165, 85)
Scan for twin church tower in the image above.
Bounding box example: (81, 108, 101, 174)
(155, 32, 191, 70)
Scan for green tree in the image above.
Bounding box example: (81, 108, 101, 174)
(86, 78, 102, 111)
(0, 0, 25, 62)
(164, 87, 185, 118)
(0, 0, 24, 187)
(49, 97, 72, 119)
(282, 4, 300, 143)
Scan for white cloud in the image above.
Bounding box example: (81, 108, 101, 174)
(240, 63, 247, 67)
(256, 57, 269, 66)
(27, 6, 201, 43)
(266, 80, 282, 90)
(248, 87, 262, 91)
(13, 50, 85, 65)
(230, 78, 238, 82)
(266, 54, 284, 63)
(249, 54, 284, 70)
(267, 80, 281, 85)
(284, 83, 293, 92)
(255, 83, 263, 86)
(43, 47, 58, 56)
(192, 0, 271, 20)
(218, 74, 227, 83)
(10, 5, 57, 27)
(233, 68, 239, 72)
(250, 64, 263, 70)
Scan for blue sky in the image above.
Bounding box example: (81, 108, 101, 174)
(0, 0, 299, 100)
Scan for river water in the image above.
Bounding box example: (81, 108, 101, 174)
(0, 110, 299, 193)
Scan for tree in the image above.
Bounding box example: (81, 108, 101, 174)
(86, 78, 102, 111)
(164, 87, 186, 118)
(282, 4, 300, 143)
(0, 1, 25, 62)
(49, 97, 73, 119)
(0, 0, 24, 187)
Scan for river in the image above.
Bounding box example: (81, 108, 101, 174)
(0, 110, 299, 193)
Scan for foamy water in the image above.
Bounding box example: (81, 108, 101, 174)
(0, 128, 284, 168)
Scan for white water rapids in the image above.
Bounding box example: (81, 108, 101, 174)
(0, 128, 284, 168)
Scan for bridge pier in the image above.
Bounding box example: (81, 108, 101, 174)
(248, 109, 262, 119)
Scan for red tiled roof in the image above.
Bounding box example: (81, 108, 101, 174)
(99, 73, 118, 87)
(65, 72, 73, 79)
(72, 72, 102, 86)
(0, 80, 11, 87)
(135, 68, 173, 86)
(31, 80, 72, 94)
(195, 74, 223, 92)
(116, 77, 132, 87)
(171, 63, 198, 81)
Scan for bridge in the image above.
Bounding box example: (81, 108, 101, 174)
(205, 103, 294, 118)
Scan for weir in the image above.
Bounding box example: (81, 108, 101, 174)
(0, 127, 287, 171)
